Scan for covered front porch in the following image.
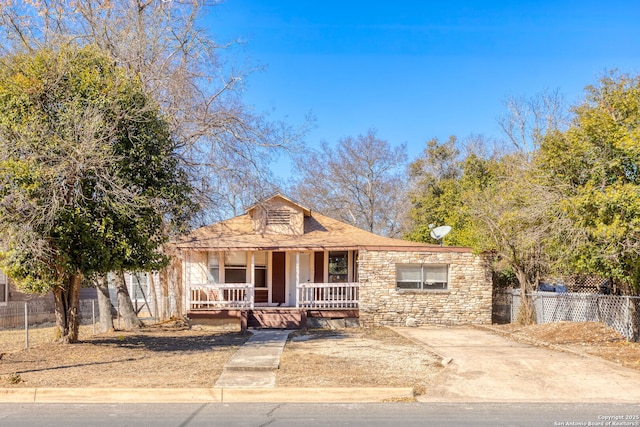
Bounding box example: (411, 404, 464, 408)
(184, 249, 359, 327)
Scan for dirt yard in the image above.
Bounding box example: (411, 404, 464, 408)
(277, 328, 441, 394)
(0, 321, 249, 388)
(492, 321, 640, 370)
(0, 321, 442, 390)
(0, 320, 638, 391)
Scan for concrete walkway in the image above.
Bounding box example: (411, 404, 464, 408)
(214, 329, 291, 388)
(394, 326, 640, 403)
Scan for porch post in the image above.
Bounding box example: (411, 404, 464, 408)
(295, 252, 300, 308)
(185, 252, 191, 311)
(250, 252, 255, 309)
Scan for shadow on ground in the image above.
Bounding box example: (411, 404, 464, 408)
(84, 331, 249, 353)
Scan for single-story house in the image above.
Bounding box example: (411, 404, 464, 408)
(173, 194, 492, 328)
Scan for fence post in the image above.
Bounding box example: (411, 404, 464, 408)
(626, 296, 631, 343)
(24, 302, 28, 349)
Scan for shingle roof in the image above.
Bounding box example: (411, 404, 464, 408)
(173, 211, 470, 253)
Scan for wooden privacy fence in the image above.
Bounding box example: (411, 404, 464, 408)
(297, 282, 359, 309)
(511, 291, 640, 342)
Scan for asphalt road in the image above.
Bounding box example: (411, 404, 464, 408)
(1, 403, 639, 426)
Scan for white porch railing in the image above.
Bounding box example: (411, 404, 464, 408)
(189, 284, 254, 309)
(297, 282, 359, 309)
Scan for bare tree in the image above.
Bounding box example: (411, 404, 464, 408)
(291, 130, 408, 237)
(0, 0, 305, 217)
(498, 89, 569, 154)
(0, 1, 309, 324)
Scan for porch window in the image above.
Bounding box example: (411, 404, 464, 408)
(208, 252, 219, 284)
(328, 251, 348, 283)
(0, 270, 7, 304)
(396, 264, 449, 291)
(225, 251, 247, 283)
(254, 252, 267, 288)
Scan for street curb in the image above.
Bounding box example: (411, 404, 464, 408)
(0, 387, 414, 403)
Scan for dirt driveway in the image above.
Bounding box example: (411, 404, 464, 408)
(394, 326, 640, 403)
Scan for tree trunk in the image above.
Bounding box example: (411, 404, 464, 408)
(95, 274, 114, 333)
(170, 255, 183, 317)
(114, 271, 143, 329)
(515, 267, 536, 325)
(52, 274, 82, 343)
(159, 267, 170, 321)
(148, 272, 159, 320)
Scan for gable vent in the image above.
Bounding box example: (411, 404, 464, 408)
(267, 209, 291, 225)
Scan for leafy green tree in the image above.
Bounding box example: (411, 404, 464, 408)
(0, 0, 306, 221)
(0, 45, 193, 342)
(405, 136, 498, 248)
(539, 72, 640, 293)
(405, 135, 565, 324)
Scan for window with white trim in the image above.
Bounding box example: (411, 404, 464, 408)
(225, 251, 247, 284)
(253, 252, 267, 288)
(208, 252, 219, 284)
(129, 273, 148, 300)
(396, 264, 449, 290)
(328, 251, 348, 283)
(0, 270, 8, 304)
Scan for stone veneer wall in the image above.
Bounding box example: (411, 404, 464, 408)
(358, 249, 492, 327)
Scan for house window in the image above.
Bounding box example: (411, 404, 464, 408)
(328, 251, 348, 283)
(396, 264, 449, 291)
(225, 251, 247, 284)
(129, 273, 148, 300)
(0, 270, 7, 305)
(254, 252, 267, 288)
(208, 252, 219, 284)
(267, 209, 291, 225)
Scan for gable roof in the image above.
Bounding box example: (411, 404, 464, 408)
(245, 193, 311, 217)
(173, 211, 470, 253)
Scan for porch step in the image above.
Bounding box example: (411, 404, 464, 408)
(247, 309, 307, 329)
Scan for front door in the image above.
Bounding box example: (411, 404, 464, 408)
(272, 252, 286, 305)
(288, 253, 310, 306)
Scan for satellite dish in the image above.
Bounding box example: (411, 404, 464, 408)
(430, 225, 451, 245)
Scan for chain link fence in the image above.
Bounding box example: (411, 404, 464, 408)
(0, 299, 97, 330)
(511, 291, 640, 342)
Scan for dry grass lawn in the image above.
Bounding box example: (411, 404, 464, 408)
(277, 328, 441, 394)
(1, 320, 638, 393)
(492, 321, 640, 370)
(0, 321, 249, 388)
(0, 322, 442, 391)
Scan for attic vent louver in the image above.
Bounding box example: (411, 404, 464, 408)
(267, 209, 291, 225)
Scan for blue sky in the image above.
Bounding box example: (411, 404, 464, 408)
(208, 1, 640, 177)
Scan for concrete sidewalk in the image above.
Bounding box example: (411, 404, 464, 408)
(215, 329, 291, 388)
(394, 326, 640, 403)
(0, 386, 414, 403)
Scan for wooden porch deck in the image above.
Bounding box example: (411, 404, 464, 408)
(188, 308, 359, 330)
